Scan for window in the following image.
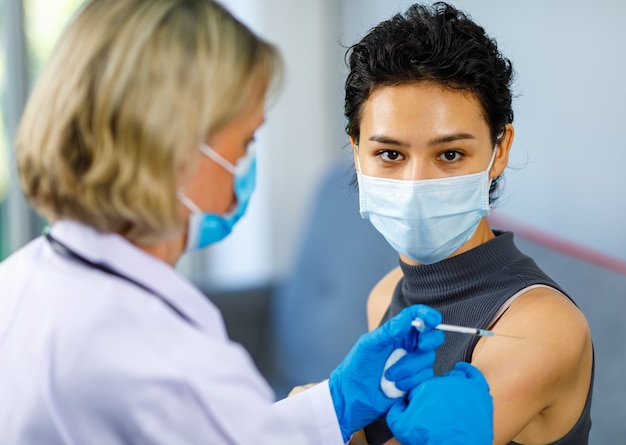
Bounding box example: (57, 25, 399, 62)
(0, 0, 82, 259)
(24, 0, 83, 76)
(0, 1, 8, 258)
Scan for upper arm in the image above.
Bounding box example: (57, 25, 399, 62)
(471, 288, 593, 445)
(366, 266, 403, 331)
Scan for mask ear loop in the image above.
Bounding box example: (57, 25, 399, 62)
(486, 146, 499, 178)
(485, 146, 500, 211)
(177, 145, 212, 215)
(355, 145, 363, 173)
(488, 128, 507, 177)
(177, 190, 202, 213)
(201, 143, 257, 177)
(200, 143, 237, 175)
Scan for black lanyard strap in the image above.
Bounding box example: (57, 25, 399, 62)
(45, 231, 194, 325)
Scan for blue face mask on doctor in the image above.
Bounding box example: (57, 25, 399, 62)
(178, 143, 256, 252)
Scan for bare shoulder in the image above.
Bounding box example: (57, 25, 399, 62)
(366, 266, 403, 331)
(472, 287, 593, 444)
(485, 286, 590, 359)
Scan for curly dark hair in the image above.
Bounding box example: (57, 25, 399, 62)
(345, 1, 514, 140)
(344, 2, 515, 201)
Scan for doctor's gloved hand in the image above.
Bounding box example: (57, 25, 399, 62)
(328, 305, 444, 442)
(386, 361, 494, 445)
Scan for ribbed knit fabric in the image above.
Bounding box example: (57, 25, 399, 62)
(364, 231, 593, 445)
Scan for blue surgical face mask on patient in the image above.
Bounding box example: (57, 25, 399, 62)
(356, 148, 497, 265)
(178, 143, 256, 252)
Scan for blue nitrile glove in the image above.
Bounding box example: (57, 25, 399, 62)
(328, 305, 444, 442)
(386, 361, 493, 445)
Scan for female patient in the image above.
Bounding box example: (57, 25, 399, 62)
(345, 3, 594, 444)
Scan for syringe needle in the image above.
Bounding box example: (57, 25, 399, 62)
(411, 319, 524, 339)
(483, 331, 525, 339)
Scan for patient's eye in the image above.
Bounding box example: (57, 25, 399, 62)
(439, 150, 462, 162)
(378, 150, 404, 162)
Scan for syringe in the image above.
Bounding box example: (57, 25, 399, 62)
(411, 318, 523, 339)
(380, 319, 522, 399)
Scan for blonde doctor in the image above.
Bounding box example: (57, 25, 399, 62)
(0, 0, 493, 444)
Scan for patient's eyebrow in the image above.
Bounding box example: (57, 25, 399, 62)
(368, 135, 408, 146)
(428, 133, 475, 146)
(368, 133, 476, 147)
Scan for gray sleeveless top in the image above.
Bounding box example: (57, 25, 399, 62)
(364, 231, 593, 445)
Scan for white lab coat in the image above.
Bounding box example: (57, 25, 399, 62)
(0, 220, 344, 444)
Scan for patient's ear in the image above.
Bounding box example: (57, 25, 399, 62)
(350, 136, 359, 171)
(491, 123, 514, 178)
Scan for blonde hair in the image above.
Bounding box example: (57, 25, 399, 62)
(16, 0, 281, 244)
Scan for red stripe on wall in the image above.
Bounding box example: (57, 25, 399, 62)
(488, 213, 626, 276)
